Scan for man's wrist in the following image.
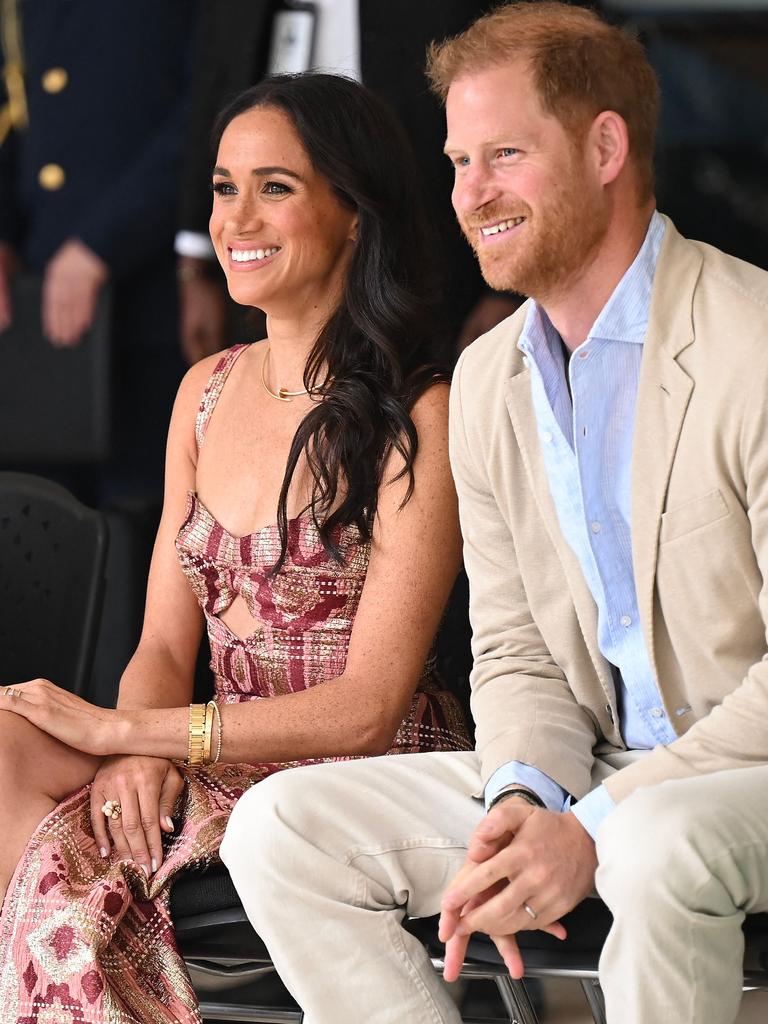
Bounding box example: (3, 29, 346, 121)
(488, 786, 545, 811)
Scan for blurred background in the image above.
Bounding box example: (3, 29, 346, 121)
(1, 0, 767, 708)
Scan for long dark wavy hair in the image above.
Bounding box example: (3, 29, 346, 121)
(213, 74, 448, 570)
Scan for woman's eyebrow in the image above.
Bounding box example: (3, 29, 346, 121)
(212, 164, 305, 182)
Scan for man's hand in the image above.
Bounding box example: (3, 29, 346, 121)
(178, 258, 228, 364)
(0, 241, 19, 333)
(42, 238, 109, 347)
(439, 800, 597, 981)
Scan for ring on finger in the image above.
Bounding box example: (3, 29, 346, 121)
(4, 687, 18, 698)
(101, 800, 122, 820)
(523, 902, 538, 921)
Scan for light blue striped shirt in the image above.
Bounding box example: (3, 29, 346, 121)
(485, 212, 676, 838)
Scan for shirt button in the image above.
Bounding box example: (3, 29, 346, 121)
(38, 163, 66, 190)
(42, 67, 69, 94)
(620, 614, 632, 627)
(590, 521, 601, 533)
(542, 431, 553, 444)
(522, 355, 529, 367)
(650, 707, 664, 718)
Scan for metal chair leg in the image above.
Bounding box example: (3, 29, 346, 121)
(580, 978, 607, 1024)
(494, 976, 541, 1024)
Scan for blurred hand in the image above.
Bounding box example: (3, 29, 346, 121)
(90, 755, 183, 877)
(43, 238, 109, 347)
(456, 292, 522, 354)
(179, 258, 228, 364)
(0, 241, 20, 333)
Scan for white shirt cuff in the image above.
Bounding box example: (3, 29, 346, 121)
(484, 761, 570, 813)
(174, 231, 215, 259)
(569, 784, 617, 840)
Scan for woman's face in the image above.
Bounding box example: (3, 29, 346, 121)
(210, 106, 358, 316)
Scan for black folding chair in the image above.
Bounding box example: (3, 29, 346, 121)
(172, 865, 768, 1024)
(0, 472, 108, 696)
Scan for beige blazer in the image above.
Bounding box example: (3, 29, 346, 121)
(449, 216, 768, 805)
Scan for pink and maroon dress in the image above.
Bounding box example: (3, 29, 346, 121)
(0, 344, 470, 1024)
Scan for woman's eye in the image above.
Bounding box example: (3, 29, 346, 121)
(211, 181, 236, 196)
(263, 181, 292, 196)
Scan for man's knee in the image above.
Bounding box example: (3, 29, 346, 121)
(222, 768, 309, 873)
(595, 780, 728, 913)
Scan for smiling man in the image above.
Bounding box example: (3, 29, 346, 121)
(221, 5, 768, 1022)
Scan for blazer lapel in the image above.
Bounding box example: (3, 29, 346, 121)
(631, 218, 702, 670)
(505, 371, 615, 699)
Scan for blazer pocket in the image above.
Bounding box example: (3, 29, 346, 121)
(660, 488, 729, 543)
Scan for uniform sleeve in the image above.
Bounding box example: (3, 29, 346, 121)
(73, 99, 189, 279)
(0, 33, 23, 246)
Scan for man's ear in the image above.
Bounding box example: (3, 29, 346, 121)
(588, 110, 630, 187)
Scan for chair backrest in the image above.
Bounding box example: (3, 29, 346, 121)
(0, 473, 108, 696)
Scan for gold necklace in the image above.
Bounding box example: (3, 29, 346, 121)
(260, 344, 309, 402)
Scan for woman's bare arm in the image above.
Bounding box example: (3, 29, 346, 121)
(8, 383, 461, 764)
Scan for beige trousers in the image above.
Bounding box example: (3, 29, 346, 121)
(220, 750, 768, 1024)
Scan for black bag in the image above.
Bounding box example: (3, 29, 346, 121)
(0, 274, 111, 463)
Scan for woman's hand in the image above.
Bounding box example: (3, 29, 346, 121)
(0, 679, 118, 755)
(91, 755, 184, 877)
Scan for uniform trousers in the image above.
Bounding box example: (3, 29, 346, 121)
(220, 750, 768, 1024)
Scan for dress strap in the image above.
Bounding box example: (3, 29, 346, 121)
(195, 344, 250, 452)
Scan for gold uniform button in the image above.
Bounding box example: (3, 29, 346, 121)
(39, 163, 66, 190)
(42, 67, 69, 94)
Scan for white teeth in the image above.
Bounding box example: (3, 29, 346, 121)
(230, 247, 280, 263)
(480, 217, 524, 237)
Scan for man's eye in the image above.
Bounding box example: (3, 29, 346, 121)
(453, 156, 470, 169)
(211, 181, 236, 196)
(498, 148, 518, 158)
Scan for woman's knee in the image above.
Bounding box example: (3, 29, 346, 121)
(0, 711, 44, 778)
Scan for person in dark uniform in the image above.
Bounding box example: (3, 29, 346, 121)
(0, 0, 195, 503)
(175, 0, 520, 365)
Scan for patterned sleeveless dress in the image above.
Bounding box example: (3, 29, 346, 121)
(0, 344, 470, 1024)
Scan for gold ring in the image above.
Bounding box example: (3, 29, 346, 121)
(101, 800, 122, 820)
(523, 903, 538, 921)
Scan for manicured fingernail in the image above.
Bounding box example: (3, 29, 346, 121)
(164, 817, 174, 831)
(100, 847, 109, 858)
(151, 858, 157, 873)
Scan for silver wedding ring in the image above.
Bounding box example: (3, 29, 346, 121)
(4, 687, 18, 698)
(523, 903, 538, 921)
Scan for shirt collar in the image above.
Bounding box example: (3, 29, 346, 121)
(518, 210, 666, 360)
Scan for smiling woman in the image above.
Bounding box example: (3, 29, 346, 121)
(0, 74, 470, 1024)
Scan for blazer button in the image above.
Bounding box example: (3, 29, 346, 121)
(38, 163, 66, 190)
(42, 67, 69, 94)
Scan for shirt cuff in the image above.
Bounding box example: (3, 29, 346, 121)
(175, 231, 215, 259)
(484, 762, 570, 813)
(569, 784, 617, 840)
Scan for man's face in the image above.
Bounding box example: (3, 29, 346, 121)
(445, 61, 609, 301)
